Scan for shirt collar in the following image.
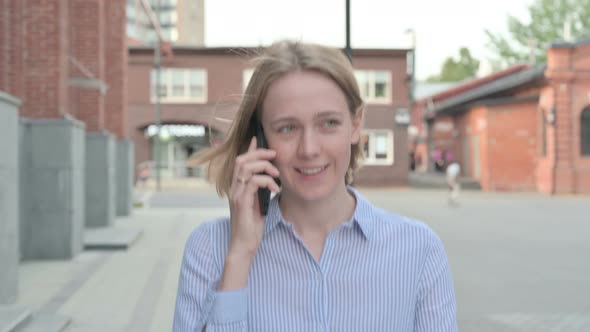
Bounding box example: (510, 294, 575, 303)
(263, 186, 377, 241)
(263, 193, 283, 235)
(348, 186, 377, 240)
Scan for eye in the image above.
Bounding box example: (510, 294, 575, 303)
(277, 125, 295, 134)
(323, 119, 341, 128)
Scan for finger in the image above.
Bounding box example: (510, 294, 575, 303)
(248, 136, 257, 153)
(238, 149, 277, 164)
(228, 177, 254, 208)
(244, 174, 281, 194)
(233, 149, 277, 182)
(239, 160, 280, 178)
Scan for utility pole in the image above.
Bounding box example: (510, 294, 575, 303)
(154, 0, 162, 191)
(406, 29, 416, 103)
(139, 0, 165, 191)
(345, 0, 352, 63)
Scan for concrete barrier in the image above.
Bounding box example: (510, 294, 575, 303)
(116, 139, 134, 216)
(20, 116, 85, 260)
(0, 92, 21, 304)
(85, 132, 115, 228)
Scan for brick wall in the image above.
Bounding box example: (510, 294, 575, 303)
(571, 42, 590, 194)
(0, 1, 26, 99)
(536, 40, 590, 194)
(69, 0, 105, 131)
(0, 1, 127, 136)
(4, 0, 71, 118)
(547, 47, 577, 194)
(456, 107, 487, 183)
(104, 1, 128, 139)
(487, 102, 538, 191)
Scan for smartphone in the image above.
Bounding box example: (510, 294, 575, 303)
(252, 118, 270, 216)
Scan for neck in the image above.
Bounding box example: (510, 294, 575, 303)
(279, 184, 356, 238)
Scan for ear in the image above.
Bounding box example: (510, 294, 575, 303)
(350, 107, 364, 144)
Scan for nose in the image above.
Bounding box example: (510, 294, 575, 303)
(296, 127, 320, 159)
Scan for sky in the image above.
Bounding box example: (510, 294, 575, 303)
(204, 0, 534, 80)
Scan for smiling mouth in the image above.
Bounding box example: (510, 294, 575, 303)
(296, 165, 328, 175)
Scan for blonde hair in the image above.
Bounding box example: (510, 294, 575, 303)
(197, 40, 365, 197)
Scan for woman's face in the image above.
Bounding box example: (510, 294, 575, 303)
(261, 70, 362, 203)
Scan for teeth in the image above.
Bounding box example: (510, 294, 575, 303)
(299, 167, 324, 175)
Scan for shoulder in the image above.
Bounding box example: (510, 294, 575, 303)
(186, 216, 230, 241)
(371, 205, 439, 241)
(368, 206, 448, 270)
(352, 191, 450, 279)
(353, 191, 442, 249)
(183, 217, 231, 264)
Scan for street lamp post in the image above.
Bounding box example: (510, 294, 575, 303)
(345, 0, 352, 62)
(154, 0, 162, 191)
(139, 0, 166, 191)
(405, 29, 416, 104)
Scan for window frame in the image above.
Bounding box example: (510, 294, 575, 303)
(151, 68, 207, 104)
(354, 70, 392, 104)
(361, 129, 395, 165)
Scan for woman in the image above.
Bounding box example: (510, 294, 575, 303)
(173, 40, 457, 332)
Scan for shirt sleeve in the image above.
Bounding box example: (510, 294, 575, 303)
(415, 230, 458, 332)
(172, 221, 249, 332)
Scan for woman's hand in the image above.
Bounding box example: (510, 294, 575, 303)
(218, 137, 279, 291)
(227, 137, 280, 260)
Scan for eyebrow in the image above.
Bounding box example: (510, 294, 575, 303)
(270, 111, 345, 125)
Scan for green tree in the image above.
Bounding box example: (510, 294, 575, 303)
(427, 47, 480, 82)
(485, 0, 590, 67)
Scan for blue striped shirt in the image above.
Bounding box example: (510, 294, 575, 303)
(173, 188, 457, 331)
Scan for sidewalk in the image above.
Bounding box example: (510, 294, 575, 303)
(409, 171, 482, 190)
(138, 177, 213, 192)
(13, 206, 228, 332)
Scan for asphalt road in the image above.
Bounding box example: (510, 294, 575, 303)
(147, 186, 590, 331)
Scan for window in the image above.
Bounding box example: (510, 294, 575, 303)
(354, 70, 391, 104)
(161, 27, 178, 42)
(150, 0, 177, 6)
(171, 69, 184, 97)
(189, 70, 205, 98)
(582, 107, 590, 156)
(159, 11, 177, 25)
(361, 130, 394, 165)
(126, 5, 136, 20)
(151, 68, 207, 103)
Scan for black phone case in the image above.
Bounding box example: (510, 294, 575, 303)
(254, 121, 270, 216)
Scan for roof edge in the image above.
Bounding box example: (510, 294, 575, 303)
(550, 35, 590, 48)
(128, 45, 409, 57)
(427, 65, 546, 117)
(415, 64, 531, 106)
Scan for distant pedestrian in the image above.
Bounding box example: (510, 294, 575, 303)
(446, 162, 461, 206)
(138, 164, 150, 188)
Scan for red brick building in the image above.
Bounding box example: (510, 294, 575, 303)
(0, 0, 133, 268)
(0, 0, 127, 137)
(128, 46, 412, 186)
(412, 38, 590, 194)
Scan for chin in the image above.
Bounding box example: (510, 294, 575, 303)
(285, 179, 344, 202)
